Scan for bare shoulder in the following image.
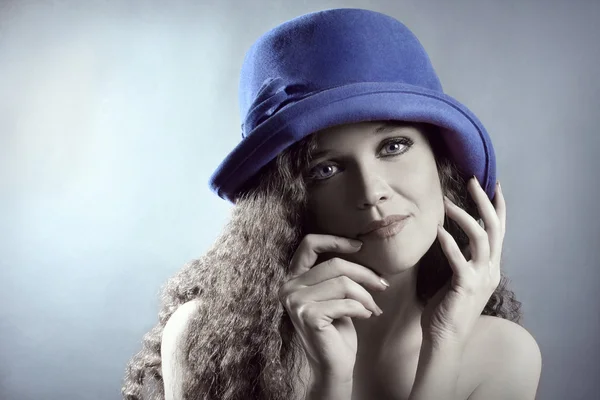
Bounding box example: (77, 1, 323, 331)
(472, 315, 541, 360)
(465, 315, 542, 399)
(163, 299, 203, 341)
(161, 299, 204, 400)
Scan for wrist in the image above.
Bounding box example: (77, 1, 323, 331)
(307, 374, 353, 400)
(408, 338, 464, 400)
(422, 334, 466, 354)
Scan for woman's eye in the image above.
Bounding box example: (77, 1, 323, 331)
(380, 139, 408, 155)
(308, 164, 339, 180)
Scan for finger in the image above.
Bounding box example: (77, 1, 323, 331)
(287, 275, 382, 316)
(444, 194, 490, 264)
(300, 299, 373, 330)
(492, 181, 506, 260)
(437, 224, 467, 275)
(289, 234, 363, 279)
(298, 257, 389, 292)
(468, 176, 503, 264)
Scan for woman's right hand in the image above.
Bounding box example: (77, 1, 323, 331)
(277, 234, 390, 385)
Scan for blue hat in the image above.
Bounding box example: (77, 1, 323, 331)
(209, 8, 496, 203)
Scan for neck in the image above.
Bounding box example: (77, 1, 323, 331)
(354, 263, 424, 356)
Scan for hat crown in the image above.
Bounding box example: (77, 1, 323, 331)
(238, 8, 443, 136)
(211, 8, 495, 203)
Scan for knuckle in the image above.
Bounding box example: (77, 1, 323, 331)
(296, 234, 314, 254)
(494, 278, 501, 289)
(281, 294, 291, 311)
(285, 291, 300, 310)
(302, 233, 316, 246)
(475, 228, 488, 240)
(277, 281, 291, 302)
(466, 283, 478, 296)
(332, 275, 354, 296)
(347, 299, 362, 311)
(450, 246, 463, 259)
(338, 275, 353, 290)
(298, 303, 315, 324)
(366, 293, 376, 308)
(306, 318, 321, 330)
(324, 256, 341, 268)
(284, 297, 293, 312)
(458, 282, 476, 296)
(296, 239, 309, 255)
(490, 273, 501, 288)
(334, 237, 348, 250)
(368, 293, 376, 304)
(490, 219, 501, 231)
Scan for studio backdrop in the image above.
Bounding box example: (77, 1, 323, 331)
(1, 0, 598, 399)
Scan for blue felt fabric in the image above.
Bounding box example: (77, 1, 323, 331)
(208, 8, 497, 203)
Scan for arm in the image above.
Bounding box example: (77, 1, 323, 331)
(407, 339, 463, 400)
(303, 367, 353, 400)
(305, 378, 353, 400)
(161, 300, 203, 400)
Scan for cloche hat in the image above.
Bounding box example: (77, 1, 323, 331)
(208, 8, 497, 203)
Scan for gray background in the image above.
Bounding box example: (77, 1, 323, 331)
(1, 0, 598, 399)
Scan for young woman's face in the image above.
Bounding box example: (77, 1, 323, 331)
(305, 121, 445, 275)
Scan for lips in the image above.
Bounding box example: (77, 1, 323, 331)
(359, 214, 410, 236)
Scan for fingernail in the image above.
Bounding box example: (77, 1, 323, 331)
(376, 305, 384, 315)
(380, 277, 390, 287)
(472, 175, 480, 186)
(497, 180, 501, 191)
(349, 239, 363, 248)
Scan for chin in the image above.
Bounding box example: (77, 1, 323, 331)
(355, 230, 437, 274)
(347, 244, 417, 275)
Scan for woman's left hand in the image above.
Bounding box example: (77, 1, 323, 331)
(421, 177, 506, 349)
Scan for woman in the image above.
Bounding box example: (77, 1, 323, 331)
(122, 8, 541, 400)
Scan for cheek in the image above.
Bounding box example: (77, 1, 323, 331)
(307, 195, 344, 233)
(312, 208, 347, 234)
(427, 183, 445, 212)
(409, 178, 445, 225)
(428, 190, 446, 225)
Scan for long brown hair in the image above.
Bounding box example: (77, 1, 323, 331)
(121, 122, 522, 400)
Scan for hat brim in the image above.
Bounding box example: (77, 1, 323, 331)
(209, 81, 496, 203)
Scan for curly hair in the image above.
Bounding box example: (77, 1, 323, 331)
(121, 122, 522, 400)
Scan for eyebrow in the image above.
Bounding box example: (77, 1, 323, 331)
(310, 121, 410, 159)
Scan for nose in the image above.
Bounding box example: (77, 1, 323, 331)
(358, 189, 390, 209)
(354, 169, 393, 209)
